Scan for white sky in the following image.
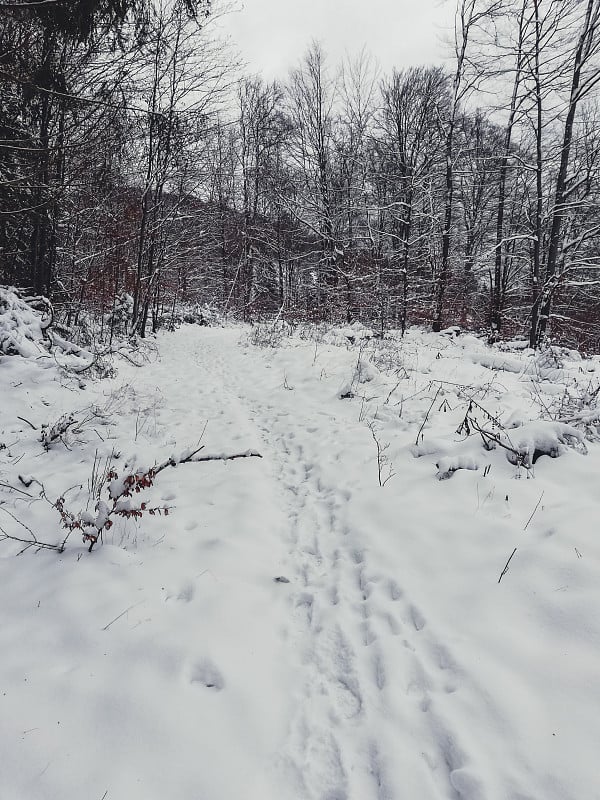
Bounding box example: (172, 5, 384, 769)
(215, 0, 455, 80)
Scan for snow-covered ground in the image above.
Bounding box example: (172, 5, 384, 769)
(1, 321, 600, 800)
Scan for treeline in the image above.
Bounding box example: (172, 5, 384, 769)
(1, 0, 600, 348)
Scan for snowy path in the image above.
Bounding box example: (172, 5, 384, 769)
(2, 324, 600, 800)
(191, 330, 531, 800)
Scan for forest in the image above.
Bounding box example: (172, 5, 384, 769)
(3, 4, 600, 798)
(1, 0, 600, 350)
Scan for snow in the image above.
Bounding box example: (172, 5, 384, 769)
(1, 322, 600, 800)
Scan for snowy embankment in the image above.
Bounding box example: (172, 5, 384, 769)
(1, 318, 600, 800)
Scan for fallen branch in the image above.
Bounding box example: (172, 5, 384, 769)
(0, 445, 263, 555)
(152, 446, 262, 474)
(187, 448, 262, 465)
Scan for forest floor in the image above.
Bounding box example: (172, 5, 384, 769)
(1, 322, 600, 800)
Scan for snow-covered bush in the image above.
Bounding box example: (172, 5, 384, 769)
(40, 414, 79, 451)
(458, 404, 587, 471)
(249, 322, 285, 348)
(411, 390, 590, 481)
(339, 321, 374, 344)
(0, 287, 51, 357)
(553, 379, 600, 441)
(106, 292, 133, 337)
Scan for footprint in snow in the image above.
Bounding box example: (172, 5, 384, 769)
(373, 650, 386, 690)
(381, 611, 402, 635)
(434, 643, 459, 677)
(330, 678, 362, 719)
(449, 769, 485, 800)
(409, 604, 427, 632)
(361, 620, 377, 646)
(190, 659, 224, 691)
(295, 592, 314, 625)
(177, 582, 195, 603)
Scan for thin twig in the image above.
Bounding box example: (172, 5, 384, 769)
(0, 521, 60, 553)
(415, 385, 442, 446)
(0, 481, 33, 498)
(498, 547, 517, 584)
(17, 415, 38, 430)
(102, 601, 144, 631)
(384, 381, 401, 405)
(524, 491, 545, 531)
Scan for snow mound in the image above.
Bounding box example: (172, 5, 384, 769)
(337, 357, 381, 399)
(468, 352, 525, 374)
(355, 357, 380, 383)
(436, 453, 481, 480)
(340, 321, 374, 343)
(500, 420, 587, 466)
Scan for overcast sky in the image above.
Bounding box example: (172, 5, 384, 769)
(215, 0, 455, 79)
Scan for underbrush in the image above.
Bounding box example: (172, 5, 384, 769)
(246, 318, 600, 487)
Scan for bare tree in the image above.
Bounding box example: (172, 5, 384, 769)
(535, 0, 600, 345)
(287, 42, 339, 313)
(433, 0, 503, 331)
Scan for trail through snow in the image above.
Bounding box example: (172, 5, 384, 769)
(194, 331, 481, 800)
(2, 324, 599, 800)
